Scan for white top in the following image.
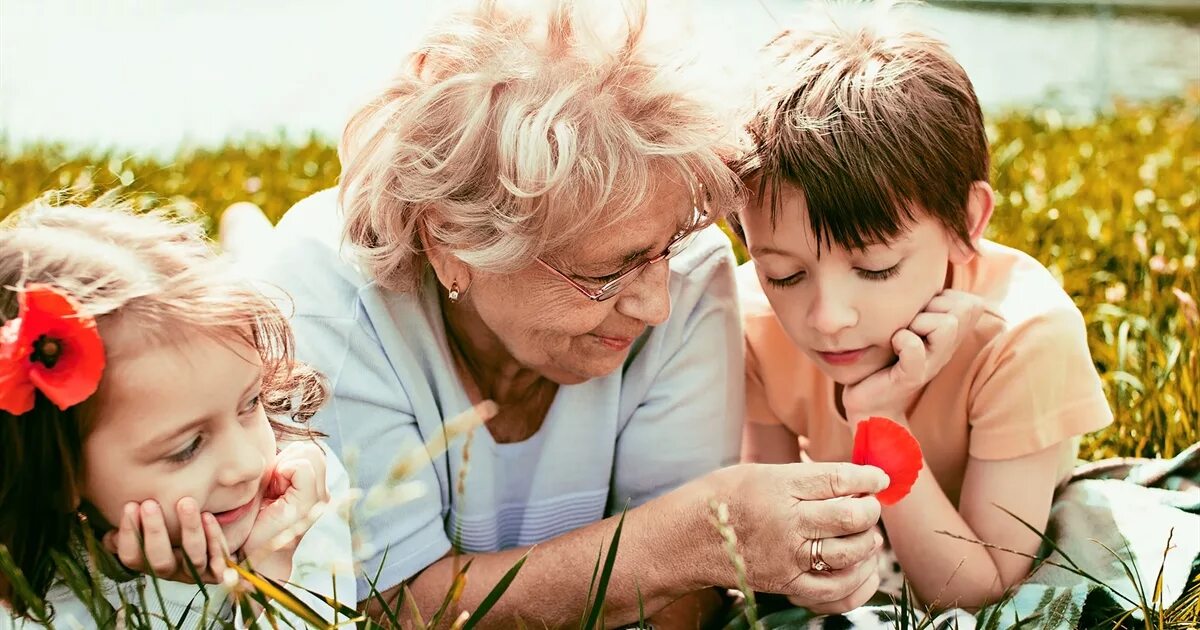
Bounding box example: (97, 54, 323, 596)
(4, 444, 355, 629)
(252, 189, 745, 599)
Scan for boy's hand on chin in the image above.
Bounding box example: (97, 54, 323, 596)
(841, 290, 984, 425)
(241, 442, 329, 567)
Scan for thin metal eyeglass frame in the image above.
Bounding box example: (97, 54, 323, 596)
(536, 204, 708, 302)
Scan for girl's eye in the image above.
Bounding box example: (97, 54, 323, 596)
(766, 270, 806, 289)
(857, 263, 901, 281)
(240, 394, 262, 416)
(166, 436, 204, 464)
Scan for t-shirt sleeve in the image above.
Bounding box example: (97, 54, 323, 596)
(609, 237, 744, 510)
(290, 312, 451, 601)
(967, 306, 1113, 460)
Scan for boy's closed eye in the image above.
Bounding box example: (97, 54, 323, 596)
(856, 261, 903, 281)
(764, 260, 904, 288)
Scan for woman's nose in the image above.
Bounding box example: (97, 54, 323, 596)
(616, 260, 671, 326)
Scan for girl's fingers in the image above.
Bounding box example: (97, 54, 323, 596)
(276, 443, 329, 504)
(116, 502, 144, 570)
(284, 459, 319, 513)
(176, 498, 208, 576)
(309, 454, 329, 503)
(203, 513, 229, 583)
(139, 501, 176, 577)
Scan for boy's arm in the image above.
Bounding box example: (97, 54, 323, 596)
(878, 437, 1069, 610)
(867, 303, 1109, 610)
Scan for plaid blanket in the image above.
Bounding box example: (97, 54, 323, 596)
(731, 442, 1200, 630)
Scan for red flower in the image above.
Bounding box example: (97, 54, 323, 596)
(0, 284, 106, 415)
(851, 417, 923, 506)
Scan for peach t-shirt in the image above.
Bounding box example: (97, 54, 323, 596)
(739, 240, 1114, 506)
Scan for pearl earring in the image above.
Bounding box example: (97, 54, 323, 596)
(448, 281, 461, 302)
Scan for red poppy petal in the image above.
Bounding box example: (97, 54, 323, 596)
(14, 285, 106, 411)
(17, 284, 81, 345)
(0, 359, 36, 415)
(851, 417, 923, 506)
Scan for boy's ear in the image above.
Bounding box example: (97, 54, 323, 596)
(950, 181, 995, 264)
(418, 217, 473, 297)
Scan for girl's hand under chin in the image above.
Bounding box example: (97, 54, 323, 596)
(99, 444, 329, 586)
(102, 497, 230, 584)
(240, 442, 329, 580)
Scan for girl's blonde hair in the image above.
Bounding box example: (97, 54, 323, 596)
(0, 199, 326, 617)
(339, 0, 745, 292)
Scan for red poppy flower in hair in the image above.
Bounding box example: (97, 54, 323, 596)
(851, 416, 923, 506)
(0, 284, 106, 415)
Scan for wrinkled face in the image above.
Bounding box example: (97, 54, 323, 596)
(463, 179, 697, 384)
(81, 330, 276, 552)
(742, 185, 956, 385)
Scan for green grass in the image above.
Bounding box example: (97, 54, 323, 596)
(4, 94, 1196, 461)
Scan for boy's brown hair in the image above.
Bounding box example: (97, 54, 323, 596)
(733, 5, 989, 251)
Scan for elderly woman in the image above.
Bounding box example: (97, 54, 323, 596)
(247, 1, 887, 626)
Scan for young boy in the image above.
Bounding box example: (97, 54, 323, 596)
(733, 10, 1113, 610)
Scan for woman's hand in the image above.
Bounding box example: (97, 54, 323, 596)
(102, 498, 230, 584)
(704, 462, 889, 613)
(240, 442, 329, 578)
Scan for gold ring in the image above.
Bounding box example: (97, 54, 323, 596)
(810, 538, 831, 572)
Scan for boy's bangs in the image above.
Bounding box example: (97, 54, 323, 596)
(764, 151, 919, 254)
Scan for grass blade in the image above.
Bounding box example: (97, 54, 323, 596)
(281, 579, 364, 623)
(460, 550, 530, 630)
(580, 539, 604, 630)
(582, 510, 626, 630)
(227, 559, 330, 628)
(429, 558, 473, 627)
(402, 584, 429, 630)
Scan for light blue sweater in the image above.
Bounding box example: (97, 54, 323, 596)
(256, 189, 744, 599)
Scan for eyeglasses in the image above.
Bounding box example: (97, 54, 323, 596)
(536, 197, 709, 302)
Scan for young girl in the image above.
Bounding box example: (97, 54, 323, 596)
(0, 200, 354, 627)
(734, 14, 1113, 611)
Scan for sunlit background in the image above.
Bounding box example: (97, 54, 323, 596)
(1, 0, 1197, 152)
